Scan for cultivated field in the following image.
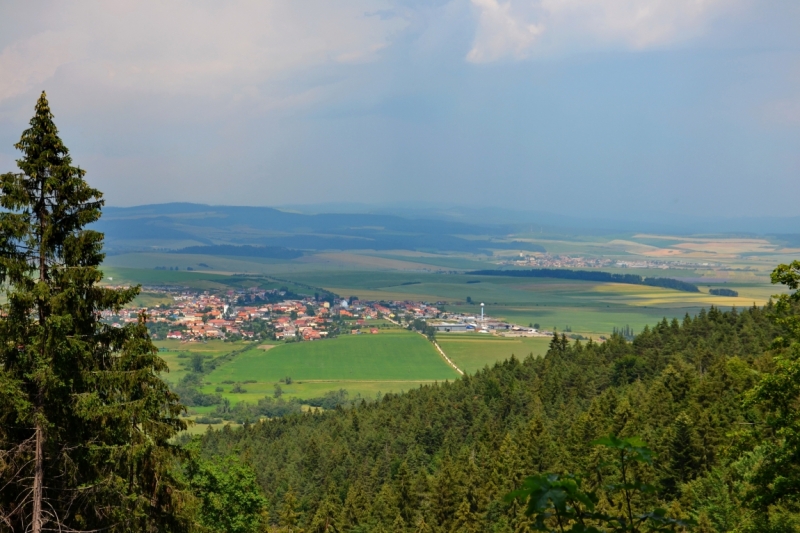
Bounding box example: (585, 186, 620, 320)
(437, 334, 552, 374)
(198, 329, 458, 405)
(155, 339, 259, 385)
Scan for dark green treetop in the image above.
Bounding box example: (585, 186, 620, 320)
(742, 260, 800, 521)
(0, 92, 188, 532)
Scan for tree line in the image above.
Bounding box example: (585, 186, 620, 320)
(709, 288, 738, 297)
(470, 268, 701, 293)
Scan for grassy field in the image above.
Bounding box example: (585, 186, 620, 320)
(437, 334, 552, 374)
(155, 339, 260, 385)
(101, 266, 315, 294)
(132, 292, 175, 308)
(198, 329, 459, 405)
(155, 327, 462, 410)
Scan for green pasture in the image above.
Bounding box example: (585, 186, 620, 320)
(437, 334, 552, 375)
(103, 251, 441, 277)
(132, 291, 175, 308)
(103, 252, 290, 274)
(199, 329, 458, 404)
(155, 339, 259, 384)
(101, 266, 232, 289)
(196, 380, 437, 407)
(101, 265, 313, 294)
(476, 305, 698, 337)
(358, 252, 492, 270)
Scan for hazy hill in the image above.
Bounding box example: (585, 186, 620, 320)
(95, 203, 546, 255)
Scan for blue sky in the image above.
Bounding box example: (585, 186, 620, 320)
(0, 1, 798, 219)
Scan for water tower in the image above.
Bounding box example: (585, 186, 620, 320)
(480, 302, 484, 323)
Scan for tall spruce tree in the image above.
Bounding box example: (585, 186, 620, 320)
(0, 93, 188, 531)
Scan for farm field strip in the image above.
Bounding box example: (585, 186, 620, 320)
(437, 334, 551, 375)
(206, 331, 457, 382)
(304, 252, 452, 271)
(197, 330, 459, 405)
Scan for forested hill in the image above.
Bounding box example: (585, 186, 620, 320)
(196, 303, 792, 532)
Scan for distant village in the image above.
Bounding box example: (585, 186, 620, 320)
(502, 253, 724, 271)
(101, 286, 550, 343)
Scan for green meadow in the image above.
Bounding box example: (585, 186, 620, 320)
(437, 334, 552, 375)
(155, 339, 260, 385)
(197, 329, 458, 405)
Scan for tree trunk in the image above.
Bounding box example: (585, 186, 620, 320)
(32, 421, 43, 533)
(32, 188, 46, 533)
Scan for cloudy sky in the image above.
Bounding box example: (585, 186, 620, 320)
(0, 1, 798, 218)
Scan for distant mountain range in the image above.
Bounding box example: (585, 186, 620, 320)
(95, 203, 546, 255)
(279, 202, 800, 237)
(96, 202, 800, 256)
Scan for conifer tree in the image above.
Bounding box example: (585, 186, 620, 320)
(451, 498, 479, 533)
(371, 482, 400, 528)
(342, 482, 366, 529)
(413, 514, 433, 533)
(0, 92, 187, 531)
(744, 260, 800, 518)
(493, 433, 523, 496)
(432, 457, 461, 529)
(186, 455, 267, 533)
(411, 470, 432, 515)
(509, 499, 533, 533)
(392, 513, 407, 532)
(310, 485, 342, 533)
(396, 461, 416, 524)
(280, 487, 301, 532)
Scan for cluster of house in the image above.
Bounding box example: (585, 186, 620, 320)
(101, 286, 404, 342)
(503, 253, 616, 269)
(503, 253, 725, 272)
(272, 304, 330, 341)
(100, 289, 257, 340)
(101, 284, 548, 342)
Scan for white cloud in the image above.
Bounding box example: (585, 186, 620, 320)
(0, 30, 88, 101)
(467, 0, 744, 62)
(466, 0, 543, 63)
(0, 1, 406, 105)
